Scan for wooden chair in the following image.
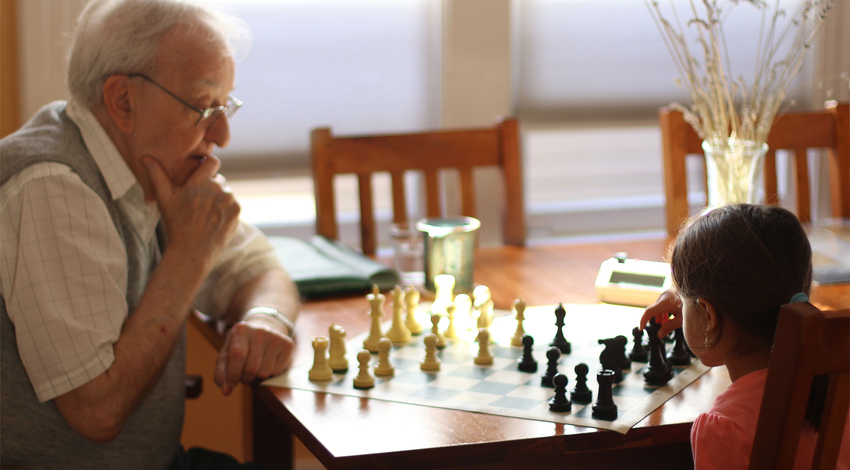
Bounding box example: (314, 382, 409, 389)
(749, 302, 850, 470)
(661, 101, 849, 236)
(310, 118, 525, 255)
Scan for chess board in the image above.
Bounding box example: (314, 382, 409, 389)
(263, 302, 710, 434)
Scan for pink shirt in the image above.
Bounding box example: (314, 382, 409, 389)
(692, 368, 849, 469)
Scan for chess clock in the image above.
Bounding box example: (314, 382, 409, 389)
(594, 253, 672, 307)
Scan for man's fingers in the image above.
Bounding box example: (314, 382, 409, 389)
(186, 154, 222, 185)
(214, 333, 232, 394)
(141, 157, 174, 203)
(224, 330, 249, 391)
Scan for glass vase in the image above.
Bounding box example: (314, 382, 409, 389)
(702, 138, 768, 208)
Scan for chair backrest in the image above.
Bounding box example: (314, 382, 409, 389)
(310, 118, 525, 255)
(749, 302, 850, 470)
(661, 101, 849, 236)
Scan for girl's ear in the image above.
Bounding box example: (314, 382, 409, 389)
(698, 298, 720, 333)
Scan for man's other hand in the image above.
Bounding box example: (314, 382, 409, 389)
(214, 315, 295, 396)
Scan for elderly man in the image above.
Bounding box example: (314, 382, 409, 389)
(0, 0, 298, 468)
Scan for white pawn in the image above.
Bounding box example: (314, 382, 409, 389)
(431, 274, 455, 315)
(363, 285, 386, 353)
(453, 293, 473, 331)
(473, 285, 493, 330)
(430, 314, 447, 349)
(474, 328, 494, 365)
(374, 338, 395, 377)
(444, 304, 458, 339)
(510, 297, 527, 347)
(308, 336, 333, 381)
(353, 350, 375, 389)
(420, 334, 441, 371)
(404, 286, 424, 335)
(386, 286, 412, 344)
(328, 324, 348, 372)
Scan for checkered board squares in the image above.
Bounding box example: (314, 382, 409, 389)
(263, 303, 710, 434)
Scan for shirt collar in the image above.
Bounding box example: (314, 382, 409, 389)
(65, 99, 139, 201)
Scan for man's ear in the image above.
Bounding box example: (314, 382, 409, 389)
(697, 298, 721, 333)
(101, 75, 135, 134)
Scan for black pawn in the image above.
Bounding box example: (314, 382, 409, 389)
(628, 327, 649, 363)
(548, 373, 572, 412)
(517, 334, 538, 372)
(667, 327, 692, 366)
(540, 346, 561, 387)
(591, 369, 618, 420)
(643, 317, 674, 385)
(570, 362, 593, 404)
(549, 303, 571, 354)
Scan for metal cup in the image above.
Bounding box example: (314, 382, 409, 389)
(416, 217, 481, 293)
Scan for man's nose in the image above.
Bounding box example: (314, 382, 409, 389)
(205, 114, 231, 148)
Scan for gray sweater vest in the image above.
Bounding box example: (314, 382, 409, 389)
(0, 101, 185, 470)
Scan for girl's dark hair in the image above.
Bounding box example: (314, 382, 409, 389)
(671, 204, 813, 342)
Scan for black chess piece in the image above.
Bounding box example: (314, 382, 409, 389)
(643, 317, 674, 385)
(549, 303, 571, 354)
(548, 373, 572, 412)
(628, 326, 649, 362)
(617, 334, 632, 370)
(591, 369, 618, 420)
(518, 334, 538, 372)
(540, 346, 561, 387)
(598, 336, 627, 383)
(667, 327, 692, 366)
(570, 362, 593, 404)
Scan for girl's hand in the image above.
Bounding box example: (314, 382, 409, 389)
(639, 289, 683, 338)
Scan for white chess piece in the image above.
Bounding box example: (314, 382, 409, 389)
(404, 286, 424, 335)
(363, 285, 386, 353)
(353, 350, 376, 389)
(374, 338, 395, 376)
(431, 274, 455, 315)
(510, 297, 527, 347)
(308, 336, 333, 381)
(474, 328, 494, 365)
(444, 304, 458, 339)
(328, 324, 348, 372)
(430, 314, 447, 348)
(420, 334, 441, 371)
(453, 293, 473, 331)
(386, 286, 412, 344)
(473, 285, 492, 329)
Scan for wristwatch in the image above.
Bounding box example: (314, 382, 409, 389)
(245, 307, 294, 336)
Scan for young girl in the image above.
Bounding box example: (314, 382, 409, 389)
(640, 204, 849, 469)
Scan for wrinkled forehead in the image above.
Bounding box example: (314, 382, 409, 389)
(154, 23, 235, 91)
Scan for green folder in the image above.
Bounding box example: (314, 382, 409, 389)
(268, 235, 401, 298)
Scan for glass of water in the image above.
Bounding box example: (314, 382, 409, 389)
(390, 222, 424, 286)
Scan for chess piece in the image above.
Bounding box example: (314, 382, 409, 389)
(363, 285, 386, 353)
(444, 304, 458, 339)
(386, 286, 412, 344)
(353, 350, 375, 389)
(510, 297, 527, 347)
(643, 317, 674, 385)
(618, 334, 632, 370)
(570, 363, 593, 404)
(328, 324, 348, 372)
(404, 286, 424, 335)
(517, 334, 538, 372)
(591, 369, 618, 420)
(473, 285, 493, 329)
(308, 336, 333, 381)
(541, 346, 561, 387)
(598, 336, 627, 383)
(474, 328, 494, 365)
(549, 303, 571, 354)
(420, 334, 441, 371)
(548, 373, 571, 412)
(431, 274, 455, 315)
(453, 293, 473, 331)
(667, 327, 692, 366)
(628, 327, 649, 363)
(375, 338, 395, 376)
(430, 314, 447, 349)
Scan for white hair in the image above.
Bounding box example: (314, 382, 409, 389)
(67, 0, 250, 107)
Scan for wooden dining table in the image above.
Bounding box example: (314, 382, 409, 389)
(249, 237, 850, 470)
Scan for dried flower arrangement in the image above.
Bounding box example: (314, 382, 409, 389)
(645, 0, 836, 146)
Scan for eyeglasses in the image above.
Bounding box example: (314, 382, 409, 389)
(128, 73, 242, 128)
